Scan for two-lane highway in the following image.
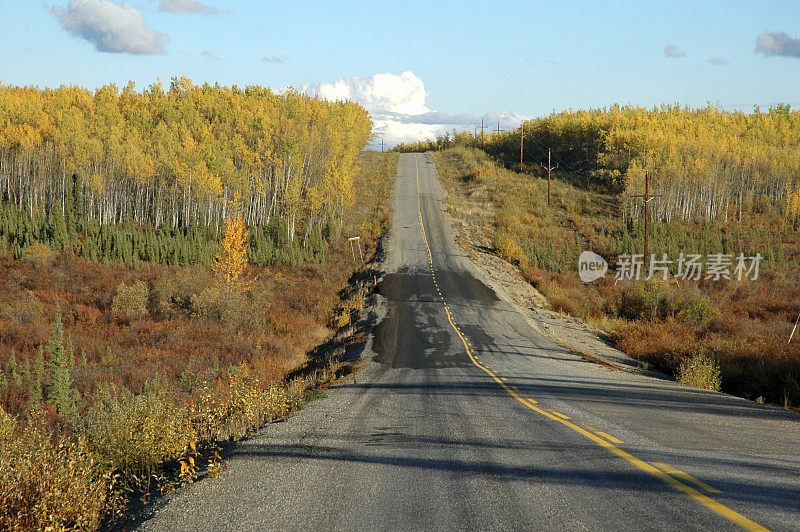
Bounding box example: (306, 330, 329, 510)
(140, 153, 800, 531)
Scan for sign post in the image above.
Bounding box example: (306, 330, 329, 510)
(348, 236, 363, 263)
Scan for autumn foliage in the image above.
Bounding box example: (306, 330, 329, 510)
(0, 151, 397, 529)
(436, 146, 800, 409)
(398, 103, 800, 224)
(213, 206, 255, 295)
(0, 78, 371, 238)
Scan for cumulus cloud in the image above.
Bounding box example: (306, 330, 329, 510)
(299, 71, 529, 145)
(664, 44, 686, 58)
(755, 31, 800, 58)
(158, 0, 219, 14)
(53, 0, 167, 55)
(708, 56, 728, 66)
(301, 71, 430, 116)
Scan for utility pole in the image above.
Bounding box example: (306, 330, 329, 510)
(630, 169, 661, 269)
(519, 123, 524, 173)
(544, 148, 558, 207)
(380, 137, 384, 153)
(548, 149, 552, 206)
(480, 117, 486, 144)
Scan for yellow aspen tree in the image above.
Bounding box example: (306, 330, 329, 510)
(787, 185, 800, 224)
(213, 201, 254, 295)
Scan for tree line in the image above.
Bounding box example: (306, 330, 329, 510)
(0, 78, 372, 254)
(396, 104, 800, 223)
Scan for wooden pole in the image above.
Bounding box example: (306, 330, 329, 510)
(519, 123, 524, 173)
(548, 148, 552, 207)
(644, 169, 649, 269)
(630, 168, 660, 272)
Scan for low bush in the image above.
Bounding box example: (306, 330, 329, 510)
(192, 366, 289, 443)
(619, 279, 670, 321)
(493, 232, 528, 267)
(86, 384, 193, 492)
(192, 284, 249, 327)
(22, 241, 55, 267)
(676, 352, 722, 391)
(673, 285, 715, 329)
(111, 281, 149, 323)
(0, 407, 107, 530)
(151, 267, 211, 319)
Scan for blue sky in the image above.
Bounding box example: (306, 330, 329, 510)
(1, 1, 799, 144)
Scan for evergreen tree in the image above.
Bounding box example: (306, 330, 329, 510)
(29, 345, 45, 406)
(46, 208, 69, 252)
(8, 347, 21, 387)
(46, 306, 75, 418)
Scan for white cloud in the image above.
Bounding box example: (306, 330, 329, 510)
(298, 71, 529, 145)
(301, 71, 430, 116)
(158, 0, 219, 15)
(708, 56, 728, 66)
(664, 44, 686, 58)
(482, 111, 531, 131)
(755, 31, 800, 58)
(53, 0, 167, 55)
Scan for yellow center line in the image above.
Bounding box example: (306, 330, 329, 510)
(550, 410, 571, 420)
(595, 431, 623, 444)
(587, 427, 624, 445)
(653, 462, 722, 494)
(411, 154, 767, 532)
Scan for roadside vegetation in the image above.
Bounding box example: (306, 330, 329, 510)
(412, 106, 799, 408)
(0, 78, 396, 529)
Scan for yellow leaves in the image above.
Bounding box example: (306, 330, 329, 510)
(183, 130, 197, 154)
(212, 202, 255, 294)
(787, 186, 800, 222)
(207, 448, 226, 479)
(0, 80, 372, 239)
(179, 441, 198, 483)
(89, 172, 105, 194)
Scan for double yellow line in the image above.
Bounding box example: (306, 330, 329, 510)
(412, 154, 767, 532)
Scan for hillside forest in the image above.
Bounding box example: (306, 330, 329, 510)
(399, 104, 800, 413)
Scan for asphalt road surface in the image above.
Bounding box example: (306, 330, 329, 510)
(139, 153, 800, 531)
